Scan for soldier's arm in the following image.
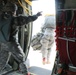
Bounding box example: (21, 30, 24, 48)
(14, 12, 42, 26)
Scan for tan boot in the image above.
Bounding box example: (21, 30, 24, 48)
(42, 58, 46, 65)
(46, 60, 51, 64)
(27, 72, 36, 75)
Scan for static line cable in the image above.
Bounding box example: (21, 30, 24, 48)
(18, 0, 32, 15)
(24, 0, 32, 6)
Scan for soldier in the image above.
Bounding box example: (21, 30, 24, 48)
(0, 2, 42, 75)
(40, 15, 56, 65)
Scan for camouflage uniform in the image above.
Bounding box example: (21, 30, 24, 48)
(0, 2, 42, 74)
(40, 16, 56, 64)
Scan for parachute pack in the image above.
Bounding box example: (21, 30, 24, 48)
(0, 13, 12, 43)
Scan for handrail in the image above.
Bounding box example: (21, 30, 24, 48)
(58, 37, 76, 42)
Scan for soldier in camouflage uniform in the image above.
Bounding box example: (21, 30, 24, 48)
(40, 15, 56, 65)
(0, 1, 42, 75)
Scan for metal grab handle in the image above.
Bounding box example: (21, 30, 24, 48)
(58, 37, 76, 42)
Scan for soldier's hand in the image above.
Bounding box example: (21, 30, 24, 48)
(36, 11, 42, 16)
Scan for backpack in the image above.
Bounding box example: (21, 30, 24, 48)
(0, 13, 12, 43)
(31, 32, 43, 50)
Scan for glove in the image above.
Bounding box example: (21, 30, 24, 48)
(36, 11, 42, 16)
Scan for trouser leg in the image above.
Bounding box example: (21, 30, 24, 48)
(0, 43, 10, 71)
(47, 48, 51, 62)
(40, 38, 50, 65)
(2, 42, 28, 73)
(41, 44, 48, 59)
(40, 39, 48, 59)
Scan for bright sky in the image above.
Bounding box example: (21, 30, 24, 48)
(32, 0, 55, 36)
(32, 0, 55, 15)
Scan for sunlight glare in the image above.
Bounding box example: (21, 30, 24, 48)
(32, 0, 56, 35)
(32, 0, 55, 15)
